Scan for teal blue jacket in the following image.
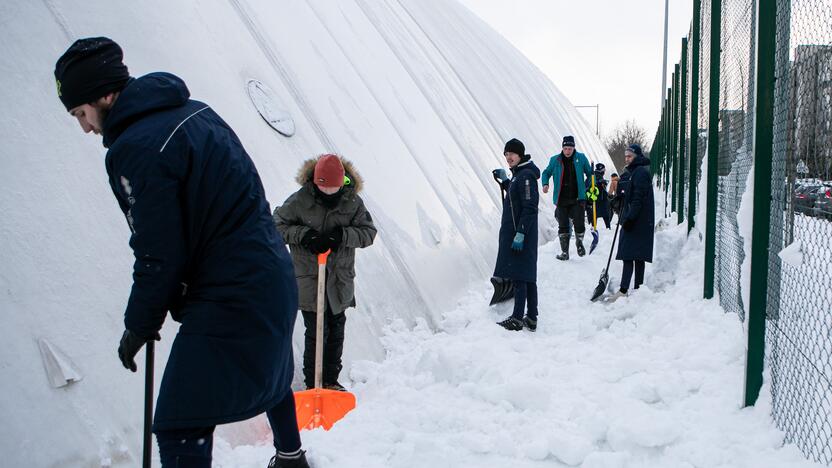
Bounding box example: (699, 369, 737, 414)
(541, 151, 594, 205)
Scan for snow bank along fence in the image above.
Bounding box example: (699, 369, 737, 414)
(650, 0, 832, 464)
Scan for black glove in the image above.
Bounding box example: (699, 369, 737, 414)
(300, 229, 320, 250)
(302, 229, 330, 253)
(622, 218, 635, 231)
(118, 329, 160, 372)
(324, 226, 344, 252)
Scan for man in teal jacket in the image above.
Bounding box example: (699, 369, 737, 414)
(541, 136, 594, 260)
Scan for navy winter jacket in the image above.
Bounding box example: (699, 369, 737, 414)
(493, 160, 540, 282)
(103, 73, 298, 431)
(615, 155, 655, 262)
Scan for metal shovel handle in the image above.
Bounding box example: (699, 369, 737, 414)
(314, 250, 331, 389)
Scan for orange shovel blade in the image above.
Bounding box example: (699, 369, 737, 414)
(294, 388, 356, 431)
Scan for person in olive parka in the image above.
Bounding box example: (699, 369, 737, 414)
(274, 154, 376, 391)
(492, 139, 541, 332)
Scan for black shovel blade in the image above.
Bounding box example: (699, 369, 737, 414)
(489, 277, 515, 305)
(591, 270, 609, 302)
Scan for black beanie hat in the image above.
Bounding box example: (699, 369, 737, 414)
(626, 143, 644, 157)
(54, 37, 130, 111)
(562, 135, 576, 147)
(504, 138, 525, 156)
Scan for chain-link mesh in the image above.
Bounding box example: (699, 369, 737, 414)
(766, 0, 832, 463)
(715, 0, 756, 321)
(684, 26, 693, 217)
(652, 0, 830, 463)
(697, 1, 710, 189)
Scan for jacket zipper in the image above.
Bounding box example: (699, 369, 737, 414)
(508, 176, 517, 230)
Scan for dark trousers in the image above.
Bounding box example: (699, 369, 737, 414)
(302, 303, 346, 388)
(555, 202, 586, 235)
(512, 280, 538, 320)
(620, 260, 646, 291)
(585, 204, 612, 229)
(155, 391, 301, 467)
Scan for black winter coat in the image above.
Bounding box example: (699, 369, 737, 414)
(493, 160, 540, 282)
(615, 155, 655, 262)
(587, 172, 611, 223)
(103, 73, 298, 431)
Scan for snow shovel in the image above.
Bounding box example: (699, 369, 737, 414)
(295, 250, 356, 430)
(143, 342, 154, 468)
(489, 276, 515, 305)
(591, 221, 621, 302)
(589, 174, 599, 255)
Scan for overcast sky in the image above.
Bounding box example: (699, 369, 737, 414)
(459, 0, 694, 146)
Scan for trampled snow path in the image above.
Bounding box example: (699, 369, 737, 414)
(214, 220, 821, 468)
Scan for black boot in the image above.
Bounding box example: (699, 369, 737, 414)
(556, 234, 570, 261)
(496, 316, 524, 331)
(576, 231, 586, 257)
(269, 451, 310, 468)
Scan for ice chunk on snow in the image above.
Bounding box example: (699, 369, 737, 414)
(38, 337, 83, 388)
(778, 240, 803, 268)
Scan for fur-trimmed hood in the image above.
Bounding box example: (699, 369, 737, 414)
(295, 155, 364, 193)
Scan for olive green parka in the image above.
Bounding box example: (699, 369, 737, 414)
(273, 156, 376, 314)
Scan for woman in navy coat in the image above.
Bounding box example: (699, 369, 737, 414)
(612, 144, 655, 299)
(492, 139, 540, 331)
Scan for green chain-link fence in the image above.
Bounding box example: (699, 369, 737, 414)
(650, 0, 832, 463)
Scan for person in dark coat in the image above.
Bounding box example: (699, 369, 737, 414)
(541, 136, 594, 260)
(610, 171, 628, 216)
(585, 163, 612, 229)
(609, 173, 620, 201)
(492, 139, 540, 331)
(54, 38, 309, 468)
(610, 144, 655, 301)
(274, 154, 376, 391)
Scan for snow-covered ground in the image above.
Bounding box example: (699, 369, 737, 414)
(214, 216, 822, 468)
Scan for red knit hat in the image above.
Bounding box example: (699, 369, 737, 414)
(314, 154, 345, 188)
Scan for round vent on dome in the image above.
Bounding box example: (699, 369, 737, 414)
(247, 79, 295, 137)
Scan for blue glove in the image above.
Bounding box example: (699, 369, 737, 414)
(492, 169, 509, 184)
(511, 232, 525, 251)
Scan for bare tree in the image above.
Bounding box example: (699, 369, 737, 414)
(605, 120, 648, 172)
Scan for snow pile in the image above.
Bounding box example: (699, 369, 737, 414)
(214, 222, 821, 467)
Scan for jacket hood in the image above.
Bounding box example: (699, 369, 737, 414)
(102, 72, 190, 148)
(627, 154, 651, 170)
(512, 159, 541, 179)
(296, 155, 364, 193)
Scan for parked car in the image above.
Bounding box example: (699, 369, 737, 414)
(793, 183, 832, 220)
(811, 184, 832, 220)
(793, 183, 820, 215)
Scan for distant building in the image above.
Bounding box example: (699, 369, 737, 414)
(787, 45, 832, 181)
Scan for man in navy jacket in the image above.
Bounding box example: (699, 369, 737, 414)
(55, 37, 308, 468)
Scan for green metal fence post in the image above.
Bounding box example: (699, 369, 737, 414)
(688, 1, 701, 233)
(672, 66, 680, 215)
(704, 0, 722, 299)
(744, 0, 776, 407)
(665, 89, 672, 217)
(678, 38, 689, 225)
